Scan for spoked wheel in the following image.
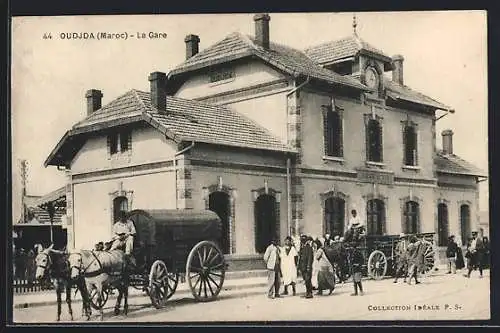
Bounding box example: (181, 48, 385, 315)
(420, 241, 436, 278)
(148, 260, 178, 309)
(186, 240, 226, 302)
(89, 287, 109, 310)
(367, 250, 388, 280)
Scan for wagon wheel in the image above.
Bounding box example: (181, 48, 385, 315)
(148, 260, 178, 309)
(89, 287, 109, 310)
(420, 241, 436, 278)
(367, 250, 388, 280)
(186, 240, 226, 302)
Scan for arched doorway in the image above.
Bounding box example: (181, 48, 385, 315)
(460, 204, 471, 246)
(113, 196, 128, 222)
(367, 199, 385, 235)
(438, 203, 449, 246)
(254, 194, 278, 254)
(209, 191, 231, 254)
(324, 197, 345, 238)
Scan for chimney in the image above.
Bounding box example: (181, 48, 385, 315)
(85, 89, 103, 115)
(253, 13, 270, 49)
(442, 129, 454, 155)
(184, 34, 200, 60)
(392, 54, 404, 85)
(148, 71, 167, 112)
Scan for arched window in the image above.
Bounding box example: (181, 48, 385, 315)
(403, 125, 418, 166)
(323, 109, 343, 158)
(367, 199, 385, 235)
(460, 204, 471, 246)
(366, 119, 383, 162)
(113, 196, 128, 222)
(437, 203, 449, 246)
(403, 201, 419, 234)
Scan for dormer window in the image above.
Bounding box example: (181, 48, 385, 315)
(108, 129, 131, 156)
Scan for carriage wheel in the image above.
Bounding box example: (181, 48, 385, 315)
(148, 260, 178, 309)
(186, 240, 226, 302)
(420, 241, 436, 278)
(367, 250, 388, 280)
(89, 287, 109, 310)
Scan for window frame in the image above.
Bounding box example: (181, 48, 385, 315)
(366, 198, 386, 235)
(402, 120, 419, 167)
(364, 114, 384, 163)
(403, 200, 420, 234)
(107, 128, 132, 157)
(322, 105, 344, 158)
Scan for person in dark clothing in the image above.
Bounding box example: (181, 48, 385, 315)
(446, 235, 459, 274)
(298, 235, 314, 299)
(393, 233, 408, 283)
(350, 242, 364, 296)
(483, 236, 490, 269)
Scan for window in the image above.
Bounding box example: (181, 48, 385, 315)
(403, 125, 418, 166)
(460, 204, 471, 246)
(403, 201, 420, 234)
(324, 197, 345, 237)
(367, 199, 385, 235)
(108, 129, 131, 156)
(366, 119, 383, 162)
(437, 203, 449, 246)
(209, 68, 235, 83)
(113, 196, 128, 222)
(323, 109, 343, 157)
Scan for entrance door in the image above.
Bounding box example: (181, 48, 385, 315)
(438, 203, 449, 246)
(460, 204, 471, 246)
(324, 197, 345, 238)
(254, 194, 278, 254)
(209, 192, 231, 254)
(367, 199, 385, 235)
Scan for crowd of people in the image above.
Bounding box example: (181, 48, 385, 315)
(263, 209, 366, 299)
(13, 244, 43, 283)
(263, 210, 491, 300)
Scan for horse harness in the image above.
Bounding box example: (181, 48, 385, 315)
(72, 251, 123, 278)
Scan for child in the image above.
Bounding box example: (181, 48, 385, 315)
(350, 242, 364, 296)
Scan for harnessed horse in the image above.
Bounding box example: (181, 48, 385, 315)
(68, 249, 130, 321)
(34, 245, 92, 321)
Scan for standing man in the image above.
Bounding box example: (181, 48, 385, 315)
(446, 235, 459, 274)
(406, 235, 421, 285)
(393, 233, 408, 283)
(298, 235, 314, 299)
(280, 236, 298, 296)
(263, 238, 281, 299)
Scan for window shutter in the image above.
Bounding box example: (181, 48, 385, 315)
(107, 134, 111, 159)
(323, 110, 329, 156)
(378, 122, 383, 162)
(338, 112, 344, 157)
(415, 129, 419, 166)
(402, 126, 408, 165)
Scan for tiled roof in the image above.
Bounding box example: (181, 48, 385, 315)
(384, 79, 452, 111)
(32, 186, 66, 207)
(169, 32, 368, 91)
(17, 207, 64, 225)
(435, 151, 487, 177)
(46, 90, 294, 166)
(304, 35, 392, 65)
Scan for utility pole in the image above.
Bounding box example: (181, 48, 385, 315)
(20, 159, 28, 223)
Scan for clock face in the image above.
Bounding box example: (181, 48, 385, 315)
(365, 68, 378, 89)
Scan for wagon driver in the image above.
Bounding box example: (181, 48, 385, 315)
(110, 211, 136, 258)
(344, 209, 365, 243)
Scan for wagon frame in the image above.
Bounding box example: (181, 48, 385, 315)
(88, 209, 227, 310)
(336, 232, 436, 281)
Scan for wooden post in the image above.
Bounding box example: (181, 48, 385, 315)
(47, 202, 55, 245)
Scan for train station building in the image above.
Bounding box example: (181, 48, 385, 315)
(44, 14, 486, 267)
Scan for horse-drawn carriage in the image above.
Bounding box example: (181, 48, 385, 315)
(86, 209, 227, 311)
(325, 232, 436, 281)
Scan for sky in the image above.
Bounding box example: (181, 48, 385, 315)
(11, 11, 489, 222)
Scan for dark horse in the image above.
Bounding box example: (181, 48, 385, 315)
(34, 245, 92, 321)
(69, 249, 130, 321)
